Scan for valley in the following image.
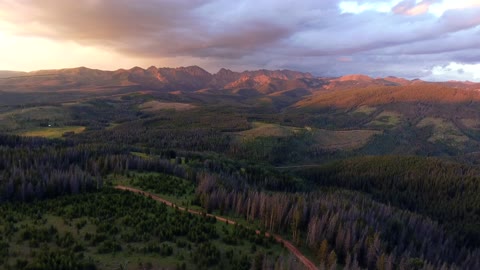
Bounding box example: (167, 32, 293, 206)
(1, 66, 480, 269)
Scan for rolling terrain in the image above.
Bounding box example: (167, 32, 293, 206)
(2, 65, 480, 159)
(1, 65, 480, 269)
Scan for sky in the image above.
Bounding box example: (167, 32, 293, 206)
(0, 0, 479, 81)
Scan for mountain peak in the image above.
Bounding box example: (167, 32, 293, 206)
(147, 66, 158, 71)
(177, 65, 210, 75)
(216, 68, 235, 75)
(130, 66, 145, 72)
(337, 74, 374, 82)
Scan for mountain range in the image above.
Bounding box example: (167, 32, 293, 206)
(1, 65, 479, 94)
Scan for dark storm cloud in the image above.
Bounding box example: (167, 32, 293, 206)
(0, 0, 479, 78)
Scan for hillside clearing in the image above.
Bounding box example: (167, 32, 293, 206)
(417, 117, 468, 146)
(20, 126, 86, 138)
(354, 105, 376, 115)
(313, 129, 382, 150)
(235, 121, 303, 139)
(367, 111, 401, 128)
(237, 121, 381, 150)
(140, 100, 196, 112)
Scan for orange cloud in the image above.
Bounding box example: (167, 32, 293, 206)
(393, 0, 437, 16)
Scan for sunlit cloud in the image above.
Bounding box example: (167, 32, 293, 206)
(427, 62, 480, 81)
(392, 0, 438, 16)
(429, 0, 480, 17)
(339, 1, 401, 14)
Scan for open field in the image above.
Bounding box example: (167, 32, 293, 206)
(354, 105, 377, 115)
(313, 129, 382, 150)
(235, 121, 303, 139)
(139, 100, 196, 112)
(367, 111, 401, 128)
(236, 121, 381, 151)
(417, 117, 469, 146)
(20, 126, 86, 138)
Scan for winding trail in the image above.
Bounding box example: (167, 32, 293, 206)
(115, 185, 318, 270)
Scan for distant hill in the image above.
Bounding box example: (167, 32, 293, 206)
(295, 84, 480, 109)
(0, 70, 27, 78)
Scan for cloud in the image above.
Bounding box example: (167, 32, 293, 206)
(0, 0, 478, 81)
(429, 0, 480, 16)
(426, 62, 480, 81)
(339, 0, 399, 14)
(392, 0, 438, 16)
(0, 0, 309, 59)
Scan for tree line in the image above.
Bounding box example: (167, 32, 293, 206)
(298, 155, 480, 247)
(194, 172, 480, 270)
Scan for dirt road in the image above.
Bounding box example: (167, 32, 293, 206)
(115, 185, 318, 270)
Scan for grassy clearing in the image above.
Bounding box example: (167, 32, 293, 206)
(354, 105, 376, 115)
(367, 111, 401, 128)
(417, 117, 468, 146)
(62, 102, 94, 107)
(313, 129, 382, 150)
(20, 126, 86, 138)
(237, 121, 381, 151)
(139, 100, 196, 112)
(130, 152, 151, 159)
(236, 121, 304, 139)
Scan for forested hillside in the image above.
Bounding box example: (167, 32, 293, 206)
(298, 156, 480, 247)
(1, 67, 480, 269)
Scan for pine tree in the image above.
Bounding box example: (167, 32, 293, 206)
(318, 239, 329, 264)
(327, 250, 337, 270)
(376, 253, 386, 270)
